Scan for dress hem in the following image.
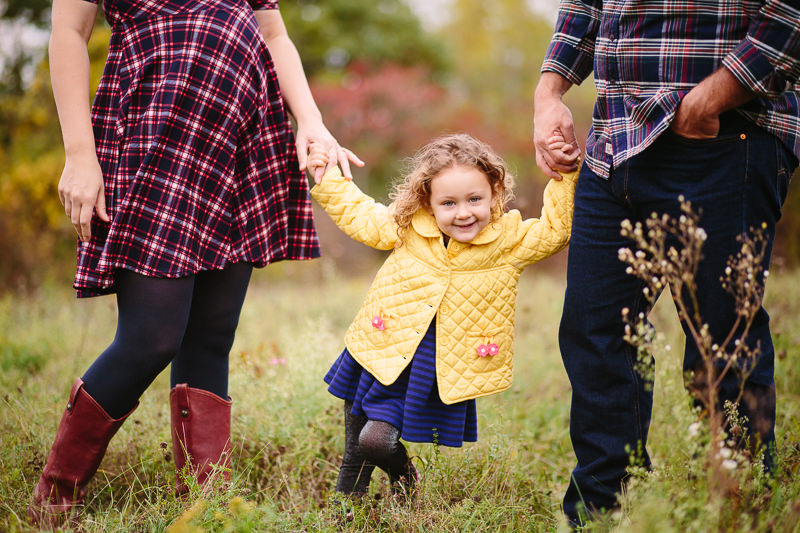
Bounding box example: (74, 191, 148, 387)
(74, 250, 321, 298)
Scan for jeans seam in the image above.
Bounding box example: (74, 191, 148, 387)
(626, 279, 649, 447)
(740, 130, 750, 235)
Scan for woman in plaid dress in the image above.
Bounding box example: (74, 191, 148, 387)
(29, 0, 359, 525)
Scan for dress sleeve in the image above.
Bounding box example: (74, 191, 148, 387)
(249, 0, 279, 10)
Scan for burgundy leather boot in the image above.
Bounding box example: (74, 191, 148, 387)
(28, 378, 136, 527)
(169, 383, 232, 494)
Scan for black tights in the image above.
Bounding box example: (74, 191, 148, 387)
(81, 264, 252, 419)
(336, 401, 417, 495)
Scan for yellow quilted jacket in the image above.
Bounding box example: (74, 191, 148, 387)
(311, 166, 577, 404)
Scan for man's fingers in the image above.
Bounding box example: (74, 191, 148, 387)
(536, 151, 563, 180)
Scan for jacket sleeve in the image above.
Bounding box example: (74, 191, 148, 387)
(506, 168, 578, 268)
(721, 0, 800, 99)
(540, 0, 601, 85)
(310, 167, 399, 251)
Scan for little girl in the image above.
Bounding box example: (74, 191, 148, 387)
(308, 133, 577, 496)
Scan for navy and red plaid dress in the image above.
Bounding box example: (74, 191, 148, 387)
(76, 0, 320, 297)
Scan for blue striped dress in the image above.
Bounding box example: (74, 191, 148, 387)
(324, 320, 478, 447)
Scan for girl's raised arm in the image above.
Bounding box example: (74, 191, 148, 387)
(50, 0, 107, 242)
(311, 168, 399, 251)
(507, 168, 579, 268)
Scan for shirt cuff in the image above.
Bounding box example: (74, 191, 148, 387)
(722, 37, 793, 99)
(541, 41, 594, 86)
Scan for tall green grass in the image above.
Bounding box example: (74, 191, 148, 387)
(1, 260, 799, 532)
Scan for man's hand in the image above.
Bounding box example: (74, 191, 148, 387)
(671, 67, 755, 139)
(533, 72, 580, 180)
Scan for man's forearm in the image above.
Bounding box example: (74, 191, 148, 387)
(690, 67, 757, 117)
(535, 71, 574, 102)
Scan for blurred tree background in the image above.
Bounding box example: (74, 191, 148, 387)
(0, 0, 797, 292)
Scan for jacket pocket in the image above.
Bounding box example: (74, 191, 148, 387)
(362, 305, 397, 348)
(466, 325, 510, 372)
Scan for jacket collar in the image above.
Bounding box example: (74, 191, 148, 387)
(410, 209, 502, 245)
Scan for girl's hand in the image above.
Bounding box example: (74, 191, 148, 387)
(546, 131, 577, 158)
(58, 152, 109, 241)
(306, 142, 329, 182)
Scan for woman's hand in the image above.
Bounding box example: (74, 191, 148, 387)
(50, 0, 104, 241)
(306, 141, 361, 184)
(295, 123, 364, 183)
(58, 152, 109, 241)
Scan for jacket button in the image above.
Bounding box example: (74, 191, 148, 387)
(442, 338, 449, 346)
(441, 305, 449, 313)
(181, 409, 190, 418)
(441, 368, 449, 375)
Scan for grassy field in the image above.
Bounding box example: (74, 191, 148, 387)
(1, 259, 799, 532)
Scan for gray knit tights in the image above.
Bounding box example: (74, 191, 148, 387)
(335, 401, 417, 494)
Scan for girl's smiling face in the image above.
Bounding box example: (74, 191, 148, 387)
(427, 165, 497, 242)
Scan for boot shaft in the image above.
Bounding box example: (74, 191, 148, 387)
(170, 383, 232, 493)
(29, 378, 136, 526)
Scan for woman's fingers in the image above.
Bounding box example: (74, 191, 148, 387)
(336, 147, 364, 180)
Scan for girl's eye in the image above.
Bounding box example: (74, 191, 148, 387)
(469, 196, 481, 203)
(442, 200, 455, 207)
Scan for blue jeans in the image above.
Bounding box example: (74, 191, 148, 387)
(559, 113, 796, 521)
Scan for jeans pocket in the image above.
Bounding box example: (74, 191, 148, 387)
(664, 127, 740, 147)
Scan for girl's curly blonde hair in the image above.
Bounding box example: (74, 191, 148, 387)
(389, 133, 515, 243)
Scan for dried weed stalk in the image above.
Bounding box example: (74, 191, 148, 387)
(617, 196, 769, 496)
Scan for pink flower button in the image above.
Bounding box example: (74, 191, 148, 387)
(476, 344, 489, 357)
(371, 316, 385, 330)
(487, 343, 499, 356)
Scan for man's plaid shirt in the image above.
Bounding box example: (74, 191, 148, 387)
(542, 0, 800, 178)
